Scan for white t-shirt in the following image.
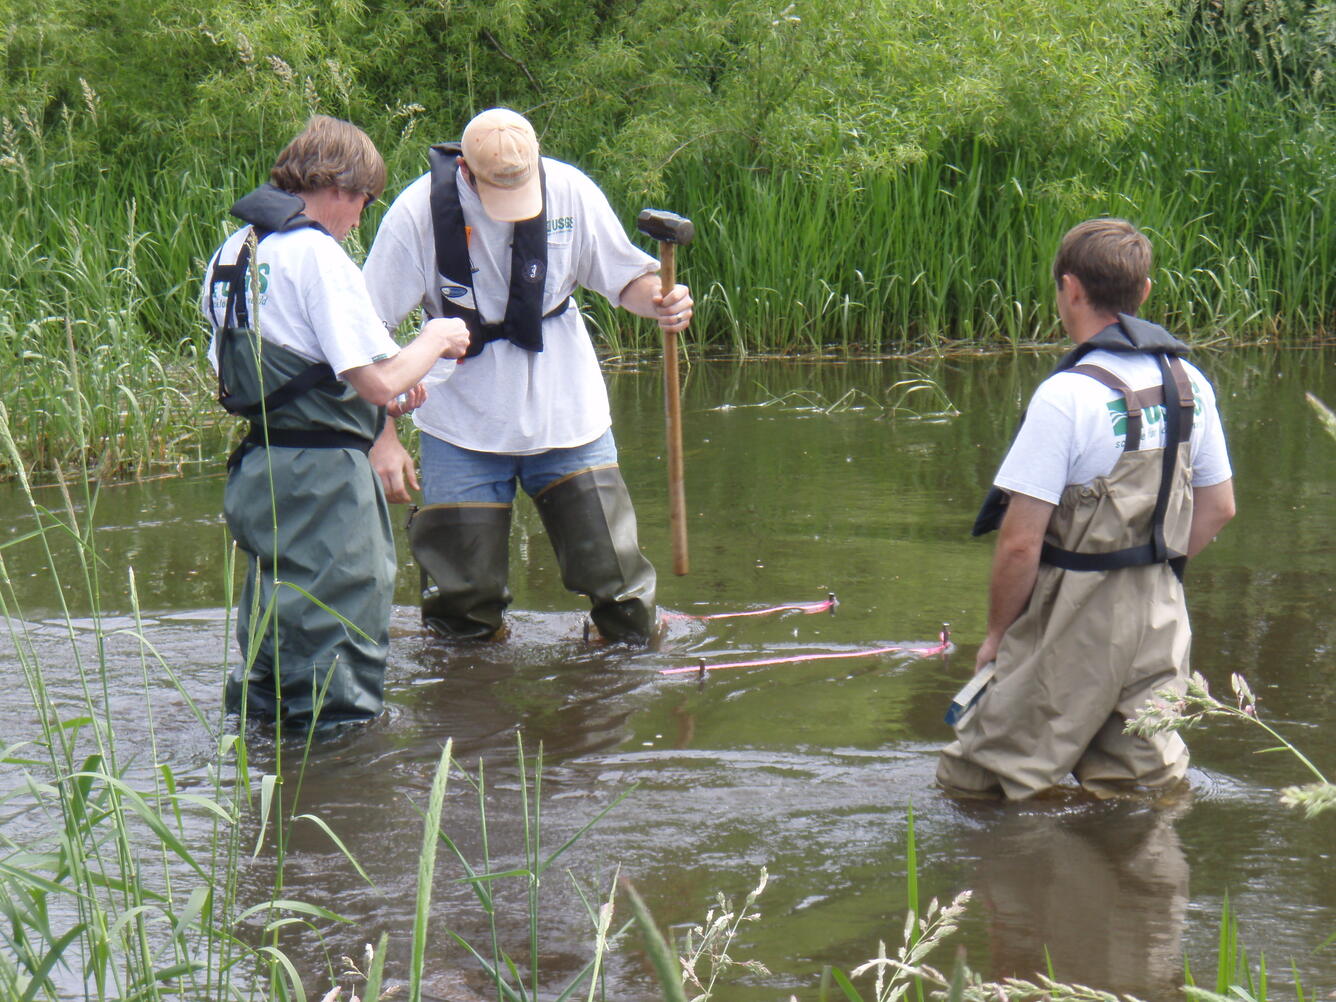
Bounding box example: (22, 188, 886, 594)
(995, 348, 1232, 505)
(202, 226, 400, 377)
(362, 157, 658, 454)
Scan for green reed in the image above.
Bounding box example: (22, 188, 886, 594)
(0, 401, 236, 999)
(0, 112, 241, 481)
(428, 737, 632, 1002)
(647, 76, 1334, 356)
(1, 46, 1332, 479)
(0, 390, 375, 1000)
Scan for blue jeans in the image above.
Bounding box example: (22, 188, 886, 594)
(420, 429, 620, 504)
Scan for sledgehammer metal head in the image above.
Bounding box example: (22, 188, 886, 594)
(636, 209, 695, 247)
(637, 209, 695, 295)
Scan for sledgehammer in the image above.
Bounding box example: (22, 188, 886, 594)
(636, 208, 695, 576)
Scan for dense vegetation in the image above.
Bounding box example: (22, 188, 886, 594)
(0, 0, 1333, 477)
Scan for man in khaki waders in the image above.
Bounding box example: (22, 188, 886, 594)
(938, 219, 1236, 799)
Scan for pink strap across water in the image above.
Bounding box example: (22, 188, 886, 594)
(665, 594, 838, 622)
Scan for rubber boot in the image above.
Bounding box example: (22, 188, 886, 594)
(534, 464, 657, 644)
(408, 503, 513, 640)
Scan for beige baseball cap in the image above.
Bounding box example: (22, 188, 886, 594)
(460, 108, 541, 222)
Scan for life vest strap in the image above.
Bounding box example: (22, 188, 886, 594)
(428, 143, 555, 358)
(443, 296, 572, 357)
(213, 228, 341, 419)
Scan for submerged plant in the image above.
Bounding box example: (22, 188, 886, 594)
(714, 372, 957, 421)
(1307, 392, 1336, 441)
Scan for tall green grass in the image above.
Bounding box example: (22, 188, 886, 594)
(618, 75, 1334, 356)
(0, 390, 390, 1000)
(0, 399, 246, 999)
(0, 109, 240, 481)
(2, 60, 1333, 478)
(429, 738, 632, 1002)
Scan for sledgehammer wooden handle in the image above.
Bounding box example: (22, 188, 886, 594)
(637, 208, 695, 577)
(660, 245, 689, 576)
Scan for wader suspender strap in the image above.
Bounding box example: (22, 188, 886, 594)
(213, 228, 340, 420)
(212, 227, 371, 472)
(1067, 363, 1162, 451)
(427, 144, 569, 358)
(1040, 355, 1195, 576)
(226, 427, 372, 472)
(970, 338, 1114, 536)
(973, 316, 1193, 539)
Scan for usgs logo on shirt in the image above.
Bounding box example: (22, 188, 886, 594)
(1105, 378, 1206, 446)
(211, 265, 270, 312)
(547, 216, 574, 234)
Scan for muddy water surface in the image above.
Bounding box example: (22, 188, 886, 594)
(2, 349, 1333, 999)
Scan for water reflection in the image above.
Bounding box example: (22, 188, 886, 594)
(0, 351, 1332, 999)
(959, 798, 1190, 999)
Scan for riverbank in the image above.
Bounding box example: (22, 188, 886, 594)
(1, 2, 1331, 479)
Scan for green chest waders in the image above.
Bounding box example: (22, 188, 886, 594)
(211, 188, 393, 726)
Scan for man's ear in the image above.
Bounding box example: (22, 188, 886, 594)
(1138, 276, 1152, 307)
(1059, 272, 1087, 304)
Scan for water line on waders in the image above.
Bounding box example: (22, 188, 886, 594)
(660, 625, 951, 676)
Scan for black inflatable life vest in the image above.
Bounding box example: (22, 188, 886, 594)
(972, 314, 1196, 575)
(209, 184, 376, 470)
(427, 143, 569, 358)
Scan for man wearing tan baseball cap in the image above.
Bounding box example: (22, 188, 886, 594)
(458, 107, 543, 222)
(364, 107, 694, 647)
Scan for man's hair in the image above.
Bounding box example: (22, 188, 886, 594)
(269, 115, 385, 201)
(1052, 218, 1152, 316)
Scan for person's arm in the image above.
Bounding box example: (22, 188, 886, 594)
(975, 492, 1055, 670)
(342, 317, 469, 406)
(362, 178, 435, 330)
(618, 273, 693, 333)
(1187, 478, 1235, 557)
(370, 422, 419, 504)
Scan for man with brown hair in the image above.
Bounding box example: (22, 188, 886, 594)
(202, 115, 470, 728)
(937, 218, 1236, 799)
